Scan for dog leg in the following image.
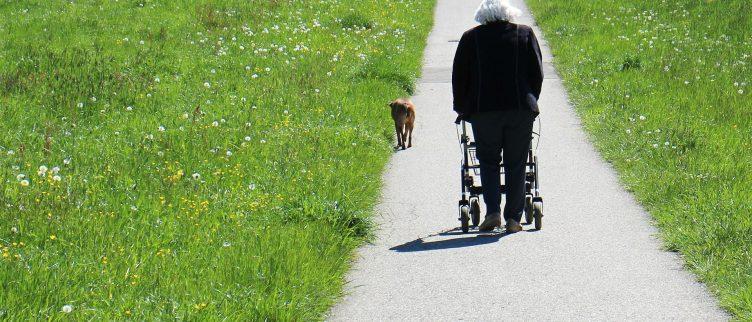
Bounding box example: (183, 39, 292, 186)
(407, 126, 413, 148)
(395, 124, 403, 149)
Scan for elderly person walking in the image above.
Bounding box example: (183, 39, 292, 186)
(452, 0, 543, 233)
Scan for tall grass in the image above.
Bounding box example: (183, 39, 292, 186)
(0, 0, 435, 319)
(526, 0, 751, 318)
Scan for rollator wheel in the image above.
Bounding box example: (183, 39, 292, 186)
(460, 206, 470, 233)
(533, 202, 543, 230)
(524, 196, 534, 225)
(470, 199, 481, 227)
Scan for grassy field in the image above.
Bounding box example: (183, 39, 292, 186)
(526, 0, 751, 318)
(0, 0, 435, 319)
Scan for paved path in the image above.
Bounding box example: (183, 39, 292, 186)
(329, 0, 728, 320)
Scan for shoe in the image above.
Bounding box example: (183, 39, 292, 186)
(505, 219, 523, 233)
(478, 213, 502, 232)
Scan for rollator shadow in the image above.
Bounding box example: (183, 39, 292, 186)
(389, 228, 510, 252)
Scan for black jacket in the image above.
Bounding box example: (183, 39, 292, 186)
(452, 21, 543, 117)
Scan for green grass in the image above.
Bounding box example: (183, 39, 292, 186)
(0, 0, 435, 319)
(526, 0, 751, 319)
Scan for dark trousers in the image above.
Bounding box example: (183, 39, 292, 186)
(469, 110, 535, 223)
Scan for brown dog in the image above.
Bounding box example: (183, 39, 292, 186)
(389, 98, 416, 150)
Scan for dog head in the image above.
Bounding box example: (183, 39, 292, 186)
(388, 99, 409, 115)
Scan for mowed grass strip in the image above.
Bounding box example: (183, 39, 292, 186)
(0, 0, 435, 319)
(527, 0, 751, 318)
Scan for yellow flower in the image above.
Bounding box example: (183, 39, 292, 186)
(49, 235, 57, 240)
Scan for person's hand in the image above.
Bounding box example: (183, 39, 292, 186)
(455, 114, 467, 124)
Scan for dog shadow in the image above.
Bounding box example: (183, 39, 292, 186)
(389, 227, 513, 252)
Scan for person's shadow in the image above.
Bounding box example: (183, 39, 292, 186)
(389, 227, 512, 252)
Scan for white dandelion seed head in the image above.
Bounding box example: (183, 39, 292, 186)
(192, 173, 201, 180)
(16, 174, 26, 181)
(158, 126, 166, 132)
(639, 115, 646, 121)
(223, 241, 231, 247)
(52, 175, 62, 182)
(61, 305, 73, 313)
(126, 106, 133, 111)
(245, 136, 252, 141)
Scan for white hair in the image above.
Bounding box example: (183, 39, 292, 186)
(474, 0, 522, 24)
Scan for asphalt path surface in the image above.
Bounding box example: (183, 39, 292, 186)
(329, 0, 728, 320)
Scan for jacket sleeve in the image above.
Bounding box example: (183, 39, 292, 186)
(527, 28, 543, 99)
(452, 31, 474, 114)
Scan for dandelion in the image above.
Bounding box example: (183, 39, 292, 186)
(265, 67, 271, 72)
(154, 77, 160, 83)
(249, 183, 256, 190)
(192, 173, 201, 180)
(20, 180, 29, 187)
(260, 139, 266, 144)
(50, 235, 57, 240)
(63, 158, 72, 165)
(245, 65, 251, 71)
(739, 89, 744, 94)
(158, 126, 166, 132)
(626, 129, 632, 134)
(38, 165, 48, 176)
(130, 205, 138, 211)
(61, 305, 73, 313)
(126, 106, 133, 111)
(639, 115, 646, 121)
(16, 174, 26, 181)
(283, 110, 289, 114)
(245, 136, 252, 141)
(652, 143, 659, 148)
(77, 102, 84, 108)
(223, 241, 231, 247)
(212, 121, 219, 127)
(204, 82, 211, 88)
(52, 166, 60, 174)
(251, 74, 259, 79)
(664, 141, 670, 146)
(7, 150, 14, 155)
(226, 150, 233, 157)
(211, 69, 216, 74)
(52, 175, 62, 182)
(10, 227, 17, 234)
